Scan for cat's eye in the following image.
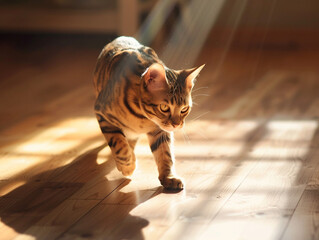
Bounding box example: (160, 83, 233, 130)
(181, 106, 190, 114)
(160, 104, 170, 112)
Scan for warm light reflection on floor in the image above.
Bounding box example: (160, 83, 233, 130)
(130, 119, 318, 240)
(0, 117, 102, 193)
(0, 116, 317, 239)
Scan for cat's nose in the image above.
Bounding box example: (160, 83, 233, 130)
(172, 123, 180, 128)
(171, 118, 180, 128)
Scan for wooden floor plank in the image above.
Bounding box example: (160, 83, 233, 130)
(15, 199, 101, 240)
(281, 189, 319, 240)
(281, 153, 319, 240)
(195, 130, 318, 240)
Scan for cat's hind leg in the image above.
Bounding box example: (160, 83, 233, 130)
(96, 113, 136, 176)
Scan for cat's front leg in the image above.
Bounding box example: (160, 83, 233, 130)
(147, 130, 184, 190)
(96, 114, 136, 176)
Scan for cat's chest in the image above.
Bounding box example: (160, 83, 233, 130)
(123, 116, 157, 135)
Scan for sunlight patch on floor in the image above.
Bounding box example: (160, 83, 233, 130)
(0, 221, 20, 240)
(128, 118, 318, 240)
(0, 117, 102, 189)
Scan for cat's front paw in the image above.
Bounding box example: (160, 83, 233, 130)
(117, 162, 136, 176)
(159, 175, 184, 190)
(115, 153, 136, 176)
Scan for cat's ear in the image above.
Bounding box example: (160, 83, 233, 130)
(185, 64, 205, 90)
(142, 63, 168, 92)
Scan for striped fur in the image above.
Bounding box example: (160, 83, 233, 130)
(93, 37, 204, 190)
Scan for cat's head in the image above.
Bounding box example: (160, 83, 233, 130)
(141, 63, 204, 132)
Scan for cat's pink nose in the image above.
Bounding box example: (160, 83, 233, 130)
(172, 123, 179, 128)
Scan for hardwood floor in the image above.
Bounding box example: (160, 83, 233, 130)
(0, 31, 318, 240)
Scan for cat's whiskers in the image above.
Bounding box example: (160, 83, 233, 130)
(192, 93, 211, 102)
(192, 93, 211, 98)
(189, 111, 211, 122)
(192, 86, 209, 93)
(193, 127, 210, 140)
(181, 128, 191, 145)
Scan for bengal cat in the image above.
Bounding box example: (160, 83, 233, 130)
(93, 36, 204, 190)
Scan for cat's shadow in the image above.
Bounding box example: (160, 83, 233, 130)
(0, 143, 161, 240)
